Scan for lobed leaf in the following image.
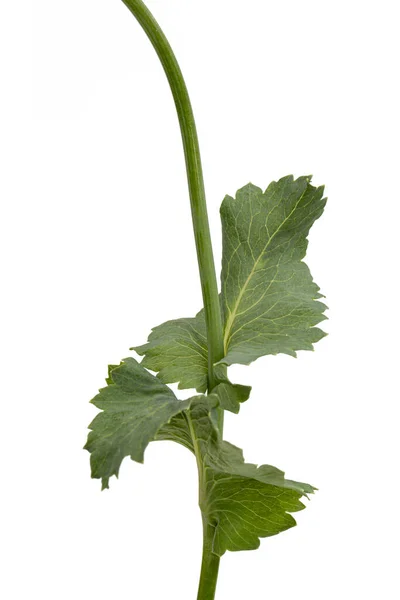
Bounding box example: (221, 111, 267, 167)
(132, 313, 208, 392)
(134, 175, 327, 386)
(220, 175, 327, 366)
(85, 365, 314, 553)
(188, 397, 314, 555)
(84, 358, 192, 489)
(85, 359, 254, 490)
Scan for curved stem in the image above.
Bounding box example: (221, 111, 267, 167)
(121, 2, 224, 597)
(121, 0, 224, 392)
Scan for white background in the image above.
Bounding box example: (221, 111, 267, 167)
(1, 0, 399, 598)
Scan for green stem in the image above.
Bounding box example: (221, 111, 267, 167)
(120, 2, 224, 598)
(197, 519, 220, 600)
(121, 0, 224, 392)
(187, 413, 220, 600)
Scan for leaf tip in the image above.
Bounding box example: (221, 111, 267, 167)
(132, 453, 145, 465)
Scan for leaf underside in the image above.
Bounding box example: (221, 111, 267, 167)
(188, 398, 314, 555)
(84, 358, 192, 489)
(220, 175, 327, 365)
(133, 313, 208, 392)
(85, 363, 313, 554)
(134, 175, 327, 387)
(85, 174, 323, 553)
(84, 361, 251, 489)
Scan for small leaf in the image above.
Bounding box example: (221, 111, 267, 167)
(188, 397, 314, 556)
(132, 312, 208, 392)
(219, 175, 327, 366)
(84, 358, 191, 489)
(212, 380, 251, 414)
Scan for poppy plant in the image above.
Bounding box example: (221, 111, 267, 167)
(84, 1, 327, 598)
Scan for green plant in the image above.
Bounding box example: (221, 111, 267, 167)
(84, 1, 327, 598)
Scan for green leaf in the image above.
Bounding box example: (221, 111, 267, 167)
(85, 364, 314, 552)
(212, 366, 251, 413)
(84, 358, 192, 489)
(212, 382, 251, 414)
(219, 175, 327, 366)
(155, 412, 194, 453)
(105, 364, 119, 385)
(132, 317, 250, 411)
(132, 312, 208, 392)
(133, 175, 327, 391)
(188, 397, 314, 556)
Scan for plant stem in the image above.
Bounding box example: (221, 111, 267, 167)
(197, 519, 220, 600)
(187, 412, 221, 600)
(121, 0, 224, 392)
(121, 2, 224, 597)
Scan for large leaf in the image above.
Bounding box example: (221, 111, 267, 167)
(220, 175, 327, 365)
(132, 313, 208, 392)
(188, 397, 314, 555)
(133, 175, 327, 387)
(84, 358, 192, 489)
